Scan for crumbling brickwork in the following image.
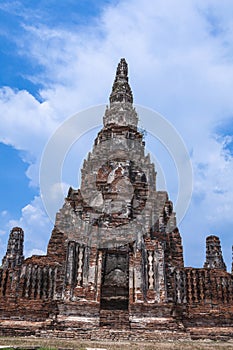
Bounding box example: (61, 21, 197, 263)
(204, 235, 226, 270)
(2, 227, 24, 269)
(0, 59, 232, 340)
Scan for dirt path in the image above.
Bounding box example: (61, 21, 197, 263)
(0, 337, 233, 350)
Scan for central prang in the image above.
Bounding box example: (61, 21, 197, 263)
(1, 58, 231, 339)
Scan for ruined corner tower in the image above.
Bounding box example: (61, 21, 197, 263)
(0, 59, 233, 341)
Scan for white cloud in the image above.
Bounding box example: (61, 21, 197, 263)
(49, 182, 70, 202)
(1, 0, 233, 269)
(27, 248, 46, 257)
(8, 196, 53, 257)
(0, 87, 56, 152)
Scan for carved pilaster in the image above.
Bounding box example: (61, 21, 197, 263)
(96, 250, 102, 302)
(133, 249, 144, 303)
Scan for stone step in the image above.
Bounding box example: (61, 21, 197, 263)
(99, 309, 130, 329)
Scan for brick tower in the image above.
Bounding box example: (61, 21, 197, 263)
(2, 227, 24, 269)
(0, 59, 232, 340)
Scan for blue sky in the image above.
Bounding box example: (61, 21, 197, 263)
(0, 0, 233, 270)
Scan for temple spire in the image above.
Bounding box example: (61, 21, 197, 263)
(103, 58, 138, 128)
(203, 235, 226, 271)
(109, 58, 133, 105)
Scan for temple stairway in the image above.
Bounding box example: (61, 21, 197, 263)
(99, 309, 130, 329)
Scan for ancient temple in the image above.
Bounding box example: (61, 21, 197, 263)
(0, 59, 233, 341)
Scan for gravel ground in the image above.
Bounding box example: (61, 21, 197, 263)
(0, 337, 233, 350)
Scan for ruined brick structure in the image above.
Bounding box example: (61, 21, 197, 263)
(0, 59, 233, 341)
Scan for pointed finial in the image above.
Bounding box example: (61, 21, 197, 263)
(109, 58, 133, 104)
